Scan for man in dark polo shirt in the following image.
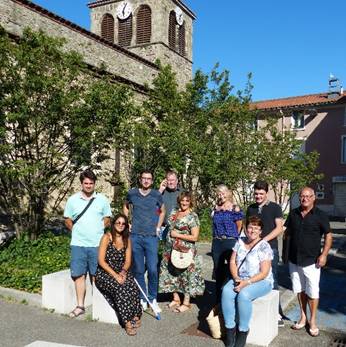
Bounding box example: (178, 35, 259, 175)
(285, 187, 332, 337)
(247, 180, 284, 326)
(123, 170, 165, 313)
(158, 170, 183, 240)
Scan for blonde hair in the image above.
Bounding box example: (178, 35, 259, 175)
(216, 184, 233, 202)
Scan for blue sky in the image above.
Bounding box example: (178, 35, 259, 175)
(31, 0, 346, 101)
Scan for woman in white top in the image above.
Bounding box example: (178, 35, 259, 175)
(221, 216, 273, 347)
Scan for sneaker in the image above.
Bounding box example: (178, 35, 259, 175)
(141, 299, 148, 311)
(278, 318, 285, 327)
(150, 299, 162, 313)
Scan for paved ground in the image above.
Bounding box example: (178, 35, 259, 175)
(1, 222, 346, 347)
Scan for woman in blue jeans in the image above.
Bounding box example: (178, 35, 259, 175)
(211, 184, 243, 302)
(222, 216, 273, 347)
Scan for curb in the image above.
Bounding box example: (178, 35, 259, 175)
(0, 286, 41, 307)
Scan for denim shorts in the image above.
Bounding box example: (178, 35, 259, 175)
(70, 246, 99, 278)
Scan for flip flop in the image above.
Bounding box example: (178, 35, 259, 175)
(69, 306, 85, 318)
(291, 322, 306, 330)
(309, 327, 319, 337)
(167, 300, 181, 309)
(125, 323, 137, 336)
(132, 317, 141, 328)
(174, 303, 191, 313)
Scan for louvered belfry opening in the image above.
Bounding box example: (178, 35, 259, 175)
(136, 5, 152, 44)
(101, 13, 115, 43)
(168, 11, 176, 50)
(178, 23, 185, 56)
(118, 15, 133, 47)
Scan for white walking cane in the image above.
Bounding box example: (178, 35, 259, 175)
(133, 278, 161, 320)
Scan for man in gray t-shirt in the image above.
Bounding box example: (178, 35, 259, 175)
(159, 170, 183, 239)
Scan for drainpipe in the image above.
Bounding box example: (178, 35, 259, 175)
(279, 108, 284, 134)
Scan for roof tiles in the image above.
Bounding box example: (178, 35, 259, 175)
(253, 92, 346, 110)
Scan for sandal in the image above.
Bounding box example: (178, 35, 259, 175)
(309, 327, 319, 337)
(125, 322, 137, 336)
(167, 300, 181, 309)
(69, 306, 85, 318)
(132, 317, 141, 328)
(174, 303, 191, 313)
(291, 321, 307, 330)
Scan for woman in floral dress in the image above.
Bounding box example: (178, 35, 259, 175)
(159, 191, 205, 313)
(95, 213, 142, 336)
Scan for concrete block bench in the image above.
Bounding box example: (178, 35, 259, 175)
(247, 289, 279, 346)
(42, 269, 92, 314)
(92, 283, 119, 324)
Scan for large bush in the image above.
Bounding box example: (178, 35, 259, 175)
(0, 232, 70, 293)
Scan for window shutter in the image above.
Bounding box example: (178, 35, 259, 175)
(168, 11, 176, 50)
(101, 14, 114, 43)
(178, 23, 185, 56)
(136, 5, 151, 44)
(118, 15, 133, 47)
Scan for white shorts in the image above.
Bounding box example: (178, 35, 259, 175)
(289, 262, 321, 299)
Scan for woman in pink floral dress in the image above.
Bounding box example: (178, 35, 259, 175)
(158, 191, 205, 313)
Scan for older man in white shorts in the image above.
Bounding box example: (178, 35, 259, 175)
(284, 187, 332, 337)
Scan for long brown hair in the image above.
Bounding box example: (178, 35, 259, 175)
(112, 213, 130, 249)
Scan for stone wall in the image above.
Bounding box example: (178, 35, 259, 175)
(0, 0, 159, 89)
(89, 0, 194, 86)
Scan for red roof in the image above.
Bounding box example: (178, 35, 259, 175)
(252, 92, 346, 110)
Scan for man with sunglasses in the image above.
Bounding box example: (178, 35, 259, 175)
(123, 170, 165, 313)
(285, 187, 332, 337)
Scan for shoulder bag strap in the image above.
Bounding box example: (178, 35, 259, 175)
(72, 197, 95, 225)
(237, 239, 262, 272)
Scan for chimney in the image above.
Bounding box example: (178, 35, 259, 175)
(328, 74, 342, 99)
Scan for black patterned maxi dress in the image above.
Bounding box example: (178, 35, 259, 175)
(95, 241, 142, 325)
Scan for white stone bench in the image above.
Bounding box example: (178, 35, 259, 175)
(92, 283, 119, 324)
(42, 269, 92, 314)
(247, 289, 279, 346)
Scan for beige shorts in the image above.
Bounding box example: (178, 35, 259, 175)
(289, 262, 321, 299)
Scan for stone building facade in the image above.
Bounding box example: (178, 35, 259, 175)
(0, 0, 194, 90)
(89, 0, 194, 87)
(0, 0, 195, 200)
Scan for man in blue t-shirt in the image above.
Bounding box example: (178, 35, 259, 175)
(64, 169, 111, 318)
(123, 170, 165, 313)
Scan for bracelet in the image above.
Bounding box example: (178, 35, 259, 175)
(121, 268, 127, 273)
(247, 279, 252, 285)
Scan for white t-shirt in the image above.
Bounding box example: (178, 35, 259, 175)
(233, 238, 274, 286)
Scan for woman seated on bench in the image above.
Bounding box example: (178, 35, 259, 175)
(222, 216, 273, 347)
(95, 213, 142, 336)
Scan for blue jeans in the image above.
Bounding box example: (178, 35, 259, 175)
(221, 279, 272, 332)
(131, 234, 158, 301)
(211, 238, 237, 302)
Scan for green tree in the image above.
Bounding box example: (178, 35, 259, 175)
(132, 63, 322, 211)
(252, 120, 323, 210)
(0, 27, 134, 239)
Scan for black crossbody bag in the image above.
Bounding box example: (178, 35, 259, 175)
(72, 197, 95, 225)
(237, 238, 262, 272)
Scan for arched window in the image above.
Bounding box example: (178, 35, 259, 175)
(168, 11, 176, 50)
(178, 23, 185, 56)
(136, 5, 151, 44)
(101, 13, 114, 43)
(118, 15, 133, 47)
